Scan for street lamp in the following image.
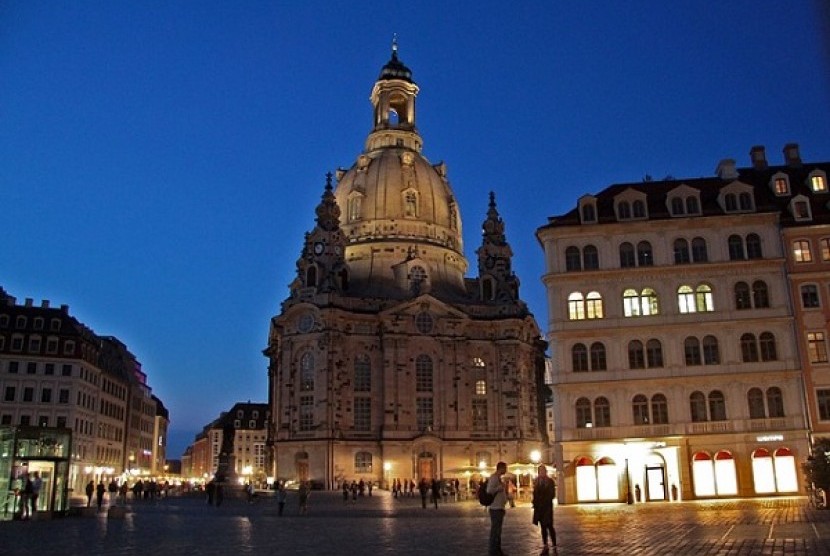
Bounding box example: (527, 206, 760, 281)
(383, 462, 391, 490)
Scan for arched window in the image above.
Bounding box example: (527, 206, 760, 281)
(618, 201, 631, 219)
(746, 233, 763, 259)
(565, 246, 581, 271)
(690, 391, 707, 422)
(583, 245, 599, 270)
(728, 235, 745, 260)
(725, 193, 737, 211)
(738, 192, 753, 211)
(576, 398, 592, 427)
(752, 281, 769, 308)
(691, 237, 708, 262)
(702, 335, 720, 365)
(734, 282, 751, 310)
(677, 286, 695, 313)
(348, 195, 363, 222)
(628, 340, 645, 369)
(686, 196, 700, 214)
(741, 333, 759, 362)
(306, 265, 318, 288)
(594, 397, 611, 427)
(568, 292, 585, 320)
(590, 342, 606, 371)
(695, 284, 714, 312)
(623, 289, 640, 317)
(646, 339, 663, 368)
(585, 292, 603, 319)
(404, 191, 418, 217)
(632, 200, 646, 218)
(747, 387, 765, 419)
(766, 387, 784, 418)
(354, 355, 371, 392)
(582, 203, 596, 223)
(637, 241, 653, 266)
(632, 394, 649, 424)
(300, 352, 315, 391)
(684, 336, 701, 365)
(572, 343, 588, 372)
(671, 197, 684, 215)
(415, 355, 433, 392)
(619, 242, 635, 268)
(641, 288, 659, 315)
(759, 332, 777, 361)
(708, 390, 727, 421)
(651, 394, 668, 424)
(674, 239, 690, 264)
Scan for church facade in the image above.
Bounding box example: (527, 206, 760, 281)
(264, 46, 547, 489)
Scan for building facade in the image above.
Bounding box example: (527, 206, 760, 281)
(537, 145, 827, 504)
(0, 288, 165, 496)
(264, 46, 547, 490)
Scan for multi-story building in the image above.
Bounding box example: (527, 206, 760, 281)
(0, 288, 165, 495)
(537, 146, 827, 504)
(184, 402, 269, 484)
(264, 45, 547, 489)
(151, 395, 169, 475)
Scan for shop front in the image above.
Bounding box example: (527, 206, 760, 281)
(0, 426, 72, 521)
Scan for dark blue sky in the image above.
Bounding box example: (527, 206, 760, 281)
(3, 2, 829, 457)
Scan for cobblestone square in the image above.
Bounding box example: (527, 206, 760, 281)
(1, 492, 828, 555)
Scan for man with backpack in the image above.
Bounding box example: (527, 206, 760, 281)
(484, 462, 509, 556)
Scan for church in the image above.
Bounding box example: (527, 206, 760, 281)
(264, 44, 547, 490)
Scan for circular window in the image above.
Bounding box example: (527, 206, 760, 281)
(298, 313, 314, 333)
(415, 312, 433, 334)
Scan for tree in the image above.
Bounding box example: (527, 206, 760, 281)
(804, 438, 830, 493)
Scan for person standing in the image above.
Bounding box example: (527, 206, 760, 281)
(430, 478, 441, 509)
(298, 481, 309, 515)
(418, 478, 429, 509)
(532, 465, 557, 553)
(108, 479, 118, 506)
(96, 481, 106, 510)
(30, 472, 42, 516)
(276, 483, 287, 516)
(487, 461, 509, 556)
(20, 474, 33, 520)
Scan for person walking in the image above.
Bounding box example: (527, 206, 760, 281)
(20, 474, 33, 520)
(85, 480, 94, 507)
(532, 465, 557, 553)
(108, 479, 118, 506)
(298, 481, 309, 515)
(486, 462, 509, 556)
(95, 481, 106, 510)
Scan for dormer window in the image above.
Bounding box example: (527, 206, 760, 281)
(790, 196, 812, 221)
(617, 201, 631, 220)
(632, 200, 646, 218)
(15, 316, 26, 329)
(808, 170, 828, 193)
(770, 172, 790, 196)
(614, 189, 647, 221)
(671, 197, 684, 216)
(347, 193, 363, 222)
(580, 203, 596, 223)
(738, 192, 754, 211)
(686, 196, 700, 214)
(668, 185, 700, 217)
(719, 181, 755, 213)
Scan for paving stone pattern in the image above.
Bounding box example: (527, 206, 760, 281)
(0, 492, 828, 555)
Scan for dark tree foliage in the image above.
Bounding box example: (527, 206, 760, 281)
(804, 438, 830, 492)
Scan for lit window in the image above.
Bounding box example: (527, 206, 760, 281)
(472, 357, 485, 368)
(793, 240, 813, 263)
(695, 285, 714, 312)
(354, 451, 373, 472)
(808, 332, 828, 363)
(568, 292, 585, 320)
(678, 286, 695, 314)
(821, 238, 830, 261)
(585, 292, 603, 319)
(810, 173, 827, 193)
(475, 380, 487, 396)
(773, 175, 789, 195)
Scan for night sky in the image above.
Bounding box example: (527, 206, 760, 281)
(2, 1, 829, 457)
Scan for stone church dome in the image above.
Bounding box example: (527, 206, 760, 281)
(333, 44, 468, 298)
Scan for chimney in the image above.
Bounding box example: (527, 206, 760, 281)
(783, 143, 802, 166)
(749, 145, 767, 169)
(24, 298, 33, 307)
(41, 300, 50, 308)
(715, 159, 739, 180)
(60, 304, 69, 313)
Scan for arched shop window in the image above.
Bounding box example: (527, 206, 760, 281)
(752, 447, 798, 494)
(692, 450, 737, 497)
(575, 457, 597, 502)
(574, 456, 619, 503)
